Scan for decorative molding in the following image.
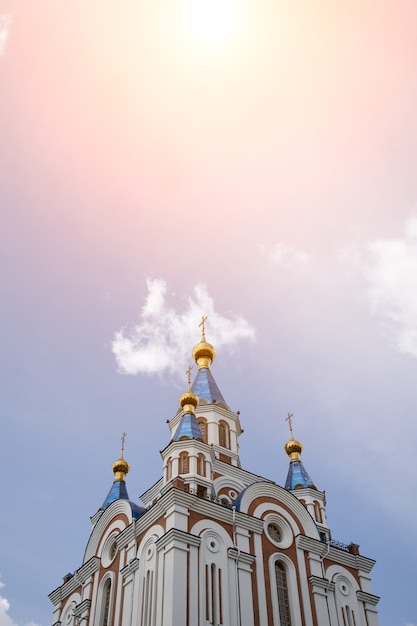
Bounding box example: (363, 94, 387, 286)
(237, 481, 319, 538)
(74, 599, 91, 617)
(296, 535, 329, 557)
(48, 575, 81, 605)
(116, 522, 135, 550)
(308, 575, 335, 592)
(120, 557, 140, 579)
(156, 527, 201, 553)
(76, 557, 100, 585)
(357, 590, 380, 606)
(227, 548, 255, 566)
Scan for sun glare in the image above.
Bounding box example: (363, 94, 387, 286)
(181, 0, 243, 48)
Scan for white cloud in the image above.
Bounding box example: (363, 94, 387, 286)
(0, 579, 42, 626)
(342, 217, 417, 358)
(0, 14, 11, 57)
(112, 279, 255, 376)
(260, 242, 310, 266)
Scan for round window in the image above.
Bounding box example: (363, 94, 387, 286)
(267, 523, 282, 543)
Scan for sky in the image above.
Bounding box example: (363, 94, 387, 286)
(1, 1, 417, 625)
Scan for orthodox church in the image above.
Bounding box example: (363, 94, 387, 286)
(49, 325, 380, 626)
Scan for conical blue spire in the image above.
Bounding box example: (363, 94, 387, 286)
(191, 366, 226, 404)
(102, 480, 130, 509)
(173, 411, 204, 441)
(285, 460, 316, 490)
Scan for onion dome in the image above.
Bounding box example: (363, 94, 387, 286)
(179, 389, 199, 415)
(284, 438, 303, 462)
(192, 316, 215, 369)
(112, 456, 130, 482)
(192, 339, 215, 369)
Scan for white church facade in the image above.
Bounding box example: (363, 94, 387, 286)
(49, 328, 380, 626)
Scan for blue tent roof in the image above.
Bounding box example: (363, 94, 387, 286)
(191, 367, 227, 405)
(101, 480, 146, 520)
(285, 460, 316, 490)
(173, 412, 204, 441)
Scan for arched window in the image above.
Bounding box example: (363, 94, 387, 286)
(218, 422, 230, 449)
(179, 452, 189, 474)
(100, 579, 112, 626)
(313, 501, 322, 523)
(275, 562, 292, 626)
(197, 453, 205, 476)
(197, 418, 207, 443)
(166, 457, 172, 481)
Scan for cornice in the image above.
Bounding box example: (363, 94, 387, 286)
(76, 557, 100, 585)
(140, 477, 163, 506)
(116, 522, 136, 550)
(308, 575, 335, 592)
(156, 527, 201, 552)
(296, 535, 329, 557)
(227, 548, 256, 565)
(49, 557, 101, 605)
(120, 558, 140, 579)
(212, 458, 273, 488)
(296, 536, 376, 573)
(327, 547, 376, 573)
(356, 590, 380, 606)
(48, 575, 81, 606)
(74, 599, 91, 617)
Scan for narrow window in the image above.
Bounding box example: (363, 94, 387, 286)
(141, 570, 153, 626)
(166, 457, 172, 480)
(197, 453, 205, 476)
(313, 501, 322, 523)
(180, 452, 189, 474)
(206, 562, 223, 624)
(100, 579, 111, 626)
(218, 422, 230, 449)
(275, 562, 292, 626)
(198, 419, 207, 442)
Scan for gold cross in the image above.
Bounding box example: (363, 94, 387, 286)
(199, 315, 208, 339)
(285, 412, 294, 438)
(185, 365, 193, 390)
(121, 432, 127, 458)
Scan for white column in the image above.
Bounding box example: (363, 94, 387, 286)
(156, 529, 200, 626)
(253, 531, 268, 626)
(228, 549, 255, 626)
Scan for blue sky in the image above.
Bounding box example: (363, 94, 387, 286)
(1, 2, 417, 625)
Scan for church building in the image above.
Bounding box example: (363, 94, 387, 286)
(49, 326, 380, 626)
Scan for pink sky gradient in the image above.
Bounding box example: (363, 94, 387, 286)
(1, 2, 417, 625)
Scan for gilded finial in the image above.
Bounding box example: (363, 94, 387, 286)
(186, 365, 193, 391)
(193, 316, 216, 369)
(121, 431, 127, 459)
(284, 413, 303, 462)
(112, 432, 130, 481)
(285, 412, 294, 440)
(179, 365, 199, 413)
(199, 315, 208, 341)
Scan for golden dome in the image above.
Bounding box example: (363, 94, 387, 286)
(192, 340, 215, 368)
(284, 438, 303, 462)
(112, 457, 130, 481)
(179, 390, 199, 414)
(192, 316, 216, 368)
